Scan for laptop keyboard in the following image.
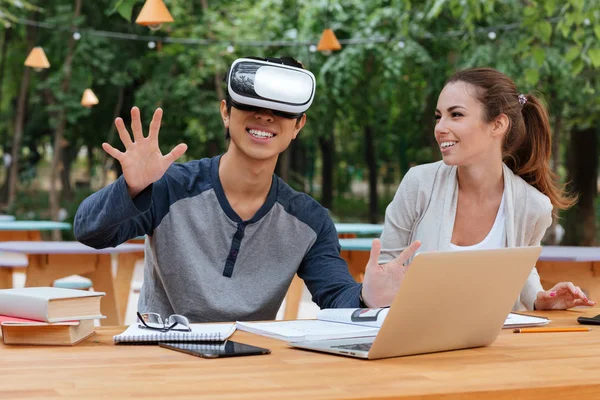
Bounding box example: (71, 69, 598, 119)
(331, 343, 373, 352)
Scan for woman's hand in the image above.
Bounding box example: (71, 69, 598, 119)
(534, 282, 596, 310)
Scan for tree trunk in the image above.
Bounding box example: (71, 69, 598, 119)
(7, 23, 36, 208)
(7, 69, 29, 209)
(100, 86, 125, 187)
(60, 143, 80, 202)
(562, 127, 598, 246)
(360, 54, 379, 223)
(319, 134, 334, 210)
(60, 156, 72, 202)
(550, 93, 562, 175)
(277, 149, 290, 182)
(49, 0, 82, 239)
(0, 27, 12, 204)
(290, 139, 307, 191)
(546, 83, 563, 244)
(306, 138, 316, 195)
(203, 0, 226, 157)
(365, 125, 378, 223)
(0, 28, 11, 164)
(87, 145, 94, 186)
(422, 89, 440, 161)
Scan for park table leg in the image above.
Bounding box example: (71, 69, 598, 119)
(82, 254, 119, 326)
(338, 232, 368, 282)
(115, 252, 142, 325)
(340, 250, 368, 283)
(283, 275, 304, 320)
(0, 268, 12, 288)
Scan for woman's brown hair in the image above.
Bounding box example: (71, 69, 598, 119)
(446, 68, 576, 210)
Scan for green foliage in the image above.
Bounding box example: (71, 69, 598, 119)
(0, 0, 41, 27)
(0, 0, 597, 233)
(107, 0, 136, 21)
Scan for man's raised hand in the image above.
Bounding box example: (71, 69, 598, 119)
(102, 107, 188, 198)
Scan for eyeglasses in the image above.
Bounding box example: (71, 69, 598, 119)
(231, 101, 304, 119)
(137, 311, 192, 332)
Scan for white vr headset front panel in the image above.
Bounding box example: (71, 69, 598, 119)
(255, 66, 314, 105)
(228, 59, 316, 114)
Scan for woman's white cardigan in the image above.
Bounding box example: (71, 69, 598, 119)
(378, 161, 553, 310)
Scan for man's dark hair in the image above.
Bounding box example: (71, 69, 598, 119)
(223, 56, 305, 140)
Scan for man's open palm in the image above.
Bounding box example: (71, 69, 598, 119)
(362, 239, 421, 307)
(102, 107, 188, 198)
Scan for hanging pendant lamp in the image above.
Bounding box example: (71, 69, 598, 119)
(135, 0, 174, 31)
(317, 0, 341, 54)
(317, 28, 341, 52)
(81, 89, 99, 108)
(24, 47, 50, 70)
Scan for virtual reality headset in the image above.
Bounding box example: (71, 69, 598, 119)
(226, 58, 316, 118)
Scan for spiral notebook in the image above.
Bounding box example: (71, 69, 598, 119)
(113, 323, 236, 344)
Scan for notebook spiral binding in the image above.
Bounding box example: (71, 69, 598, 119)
(115, 330, 225, 344)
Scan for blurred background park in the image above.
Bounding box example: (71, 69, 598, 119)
(0, 0, 598, 246)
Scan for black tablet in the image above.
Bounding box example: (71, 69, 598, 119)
(159, 340, 271, 358)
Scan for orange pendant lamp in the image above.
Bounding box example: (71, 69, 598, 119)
(81, 89, 99, 108)
(135, 0, 174, 31)
(24, 47, 50, 70)
(317, 28, 342, 52)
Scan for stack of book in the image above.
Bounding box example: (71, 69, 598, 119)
(0, 287, 105, 345)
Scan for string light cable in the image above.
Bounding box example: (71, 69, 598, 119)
(14, 16, 562, 47)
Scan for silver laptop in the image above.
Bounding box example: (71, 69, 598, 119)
(291, 246, 542, 360)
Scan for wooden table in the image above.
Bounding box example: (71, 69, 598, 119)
(0, 241, 144, 326)
(0, 221, 72, 241)
(1, 308, 600, 399)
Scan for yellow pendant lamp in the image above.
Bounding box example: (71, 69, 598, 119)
(24, 47, 50, 71)
(316, 28, 342, 52)
(81, 89, 99, 108)
(135, 0, 174, 31)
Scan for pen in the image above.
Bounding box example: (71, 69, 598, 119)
(513, 327, 591, 333)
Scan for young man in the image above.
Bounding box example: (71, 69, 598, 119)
(74, 57, 419, 322)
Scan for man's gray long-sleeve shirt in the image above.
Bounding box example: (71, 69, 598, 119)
(74, 155, 362, 322)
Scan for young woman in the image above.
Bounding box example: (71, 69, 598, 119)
(375, 68, 594, 311)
